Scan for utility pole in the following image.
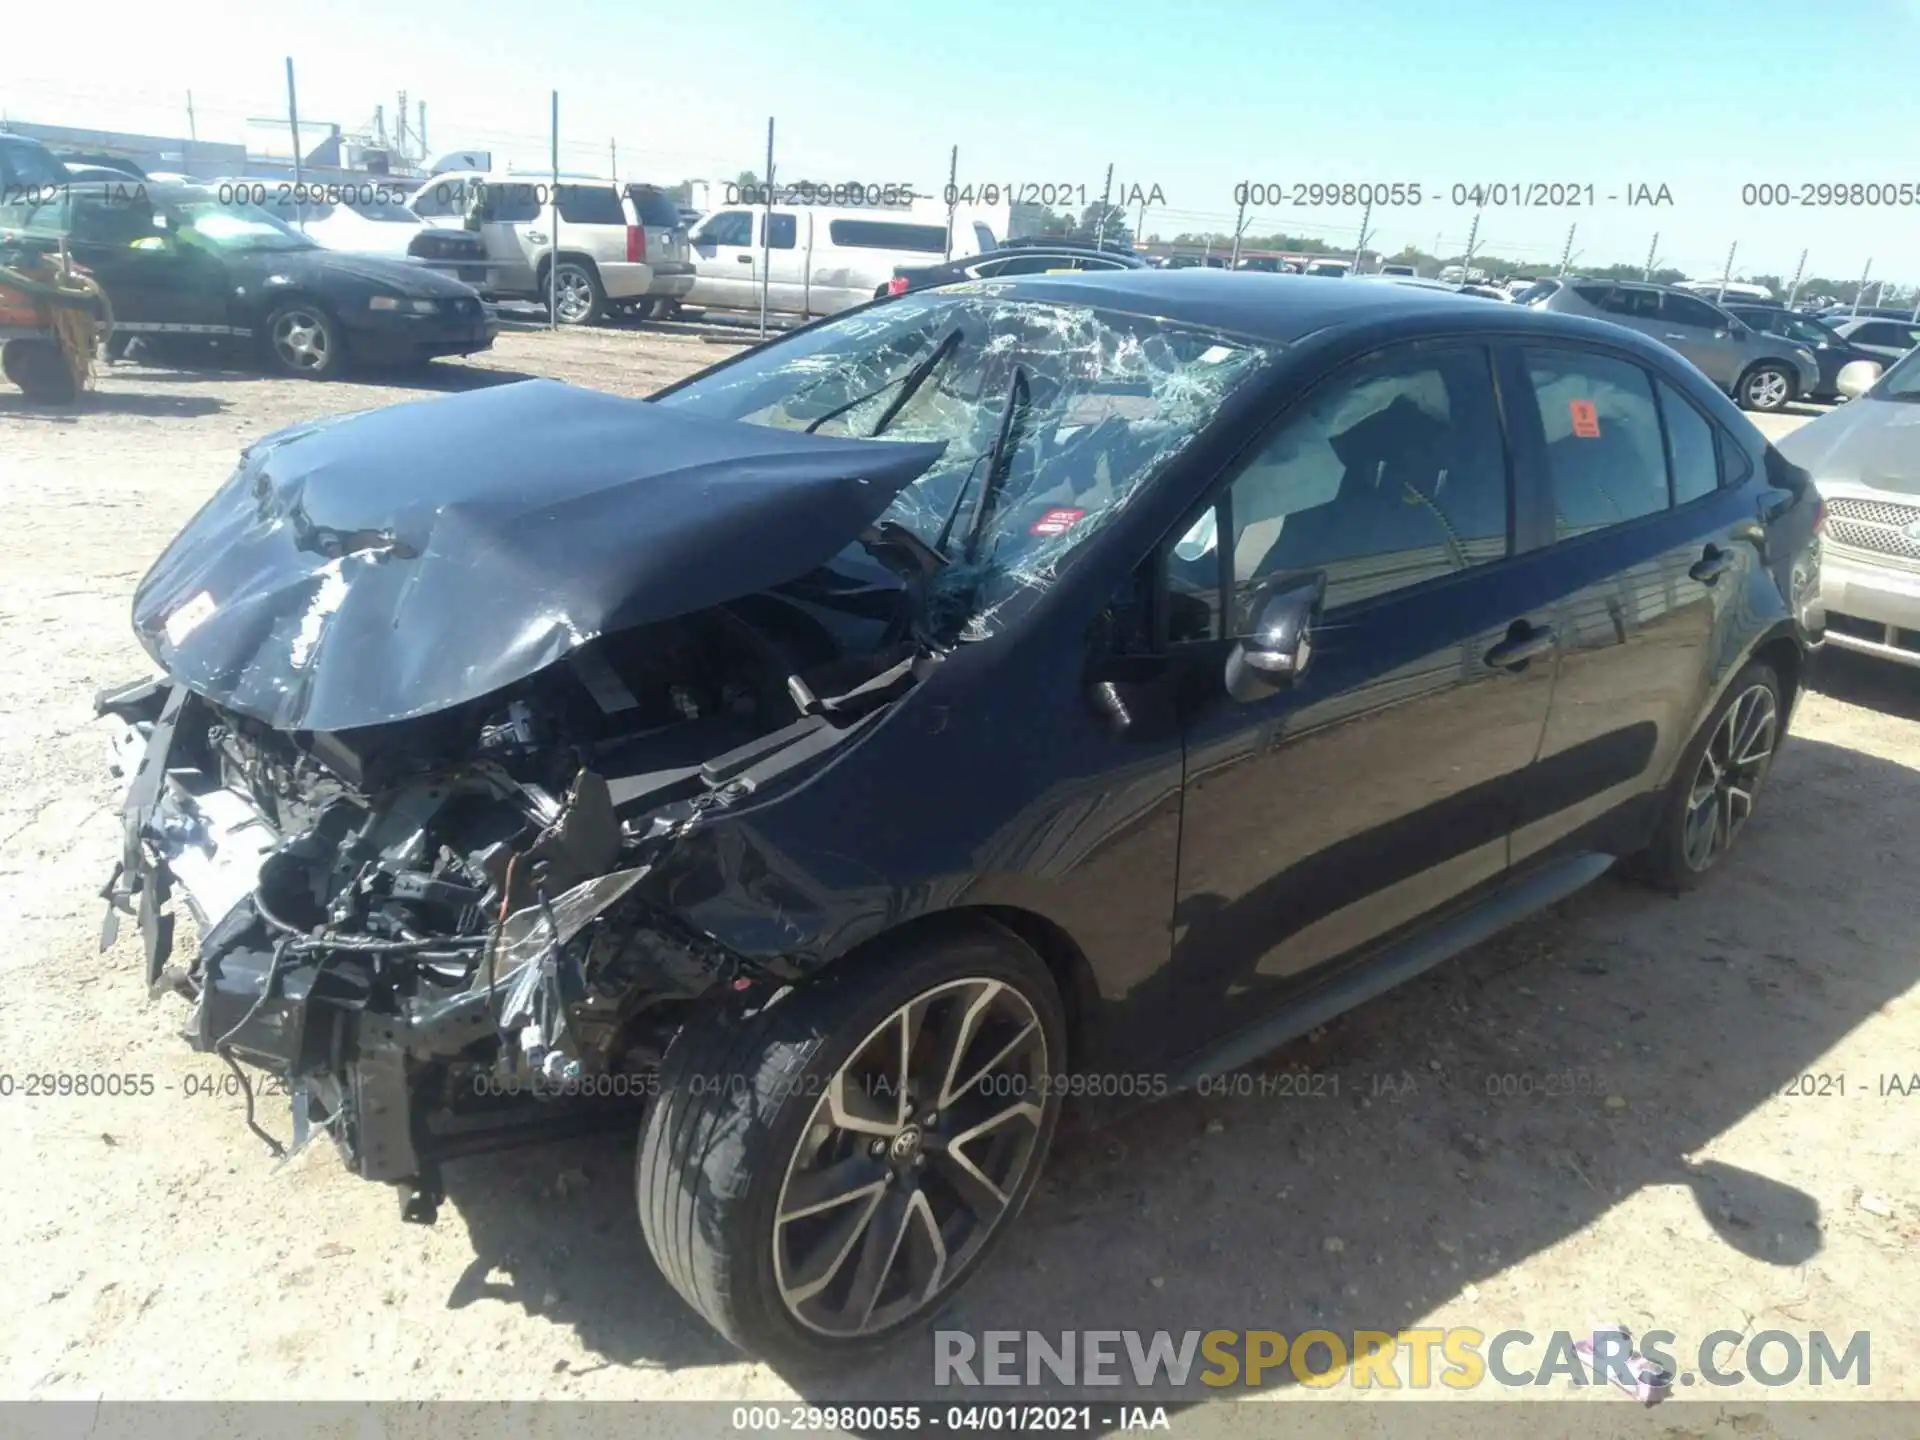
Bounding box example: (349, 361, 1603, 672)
(1556, 222, 1576, 276)
(1229, 194, 1248, 269)
(1642, 232, 1659, 282)
(549, 90, 560, 331)
(1093, 161, 1114, 245)
(417, 100, 427, 156)
(1850, 258, 1872, 317)
(1461, 211, 1481, 284)
(944, 144, 958, 260)
(1784, 248, 1808, 308)
(609, 138, 617, 181)
(758, 116, 774, 339)
(285, 58, 304, 192)
(1136, 193, 1147, 252)
(1355, 198, 1373, 272)
(1716, 241, 1737, 303)
(186, 92, 197, 141)
(397, 90, 408, 160)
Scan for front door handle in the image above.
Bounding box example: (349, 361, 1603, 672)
(525, 231, 549, 244)
(1484, 621, 1558, 671)
(1664, 332, 1689, 340)
(736, 255, 755, 264)
(1690, 545, 1734, 583)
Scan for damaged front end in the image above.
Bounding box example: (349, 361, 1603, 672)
(95, 381, 947, 1217)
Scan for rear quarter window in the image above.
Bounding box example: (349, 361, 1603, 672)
(627, 186, 683, 228)
(556, 185, 625, 225)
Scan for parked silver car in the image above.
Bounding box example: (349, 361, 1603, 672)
(1517, 278, 1818, 412)
(1776, 356, 1920, 667)
(1826, 315, 1920, 369)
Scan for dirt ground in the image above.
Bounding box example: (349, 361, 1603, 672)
(1, 328, 1915, 1423)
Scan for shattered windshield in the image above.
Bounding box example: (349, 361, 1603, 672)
(652, 289, 1275, 630)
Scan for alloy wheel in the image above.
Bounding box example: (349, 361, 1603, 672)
(1682, 683, 1778, 872)
(1743, 368, 1789, 410)
(554, 267, 594, 323)
(272, 310, 329, 372)
(771, 977, 1051, 1338)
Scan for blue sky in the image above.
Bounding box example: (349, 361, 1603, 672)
(6, 0, 1917, 282)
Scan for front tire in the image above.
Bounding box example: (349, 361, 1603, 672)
(2, 338, 79, 403)
(637, 922, 1066, 1363)
(1736, 362, 1795, 412)
(262, 299, 346, 379)
(1633, 660, 1782, 892)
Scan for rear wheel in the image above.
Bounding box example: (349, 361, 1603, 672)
(545, 260, 606, 325)
(637, 923, 1066, 1362)
(1633, 661, 1782, 891)
(1736, 362, 1794, 412)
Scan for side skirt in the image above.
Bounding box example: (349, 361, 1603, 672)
(1169, 851, 1615, 1091)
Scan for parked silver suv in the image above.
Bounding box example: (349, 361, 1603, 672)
(1517, 278, 1819, 412)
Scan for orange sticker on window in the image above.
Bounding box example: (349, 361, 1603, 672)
(1569, 399, 1601, 438)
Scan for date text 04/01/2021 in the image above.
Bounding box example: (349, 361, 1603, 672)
(727, 1404, 1171, 1432)
(1230, 181, 1676, 208)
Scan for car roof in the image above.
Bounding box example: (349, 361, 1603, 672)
(970, 269, 1607, 343)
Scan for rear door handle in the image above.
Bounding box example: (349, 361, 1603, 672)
(1690, 545, 1734, 583)
(1484, 622, 1558, 671)
(1663, 332, 1688, 340)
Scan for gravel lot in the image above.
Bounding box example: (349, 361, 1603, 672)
(1, 330, 1914, 1420)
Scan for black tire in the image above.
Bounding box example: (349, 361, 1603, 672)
(261, 298, 347, 379)
(544, 259, 606, 325)
(1735, 362, 1795, 412)
(2, 339, 79, 403)
(637, 920, 1067, 1365)
(1632, 660, 1783, 893)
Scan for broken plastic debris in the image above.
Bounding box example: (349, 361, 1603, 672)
(1573, 1325, 1672, 1405)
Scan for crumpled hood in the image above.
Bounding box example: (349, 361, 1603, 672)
(1775, 397, 1920, 496)
(131, 379, 945, 732)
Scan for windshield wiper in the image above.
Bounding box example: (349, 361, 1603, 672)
(804, 325, 963, 436)
(932, 363, 1032, 565)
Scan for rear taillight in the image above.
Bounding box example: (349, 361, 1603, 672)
(627, 224, 645, 263)
(887, 275, 910, 296)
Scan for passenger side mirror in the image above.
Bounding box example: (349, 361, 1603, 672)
(1836, 359, 1883, 400)
(1226, 573, 1324, 702)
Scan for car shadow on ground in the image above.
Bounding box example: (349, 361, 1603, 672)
(434, 730, 1918, 1406)
(0, 390, 228, 420)
(91, 356, 536, 395)
(1810, 647, 1920, 722)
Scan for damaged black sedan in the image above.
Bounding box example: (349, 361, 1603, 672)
(98, 272, 1819, 1361)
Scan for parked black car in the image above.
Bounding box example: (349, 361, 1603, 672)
(0, 181, 493, 377)
(96, 272, 1822, 1362)
(1724, 303, 1880, 402)
(875, 241, 1146, 298)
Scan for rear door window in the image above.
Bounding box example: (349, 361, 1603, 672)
(698, 210, 753, 246)
(1660, 292, 1729, 331)
(764, 212, 797, 249)
(627, 185, 683, 228)
(479, 183, 541, 224)
(1522, 349, 1670, 537)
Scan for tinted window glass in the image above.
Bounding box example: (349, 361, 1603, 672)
(1657, 380, 1720, 505)
(1170, 346, 1510, 625)
(627, 185, 682, 228)
(1572, 283, 1614, 306)
(988, 254, 1070, 276)
(1525, 349, 1668, 537)
(69, 193, 154, 245)
(973, 221, 996, 251)
(555, 185, 624, 225)
(1717, 428, 1754, 486)
(1661, 292, 1728, 330)
(765, 212, 796, 249)
(1513, 279, 1559, 306)
(698, 210, 752, 246)
(0, 138, 69, 190)
(480, 183, 541, 224)
(827, 219, 949, 252)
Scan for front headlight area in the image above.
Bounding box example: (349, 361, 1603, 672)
(368, 295, 440, 313)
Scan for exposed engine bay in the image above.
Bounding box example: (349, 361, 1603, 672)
(99, 588, 931, 1220)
